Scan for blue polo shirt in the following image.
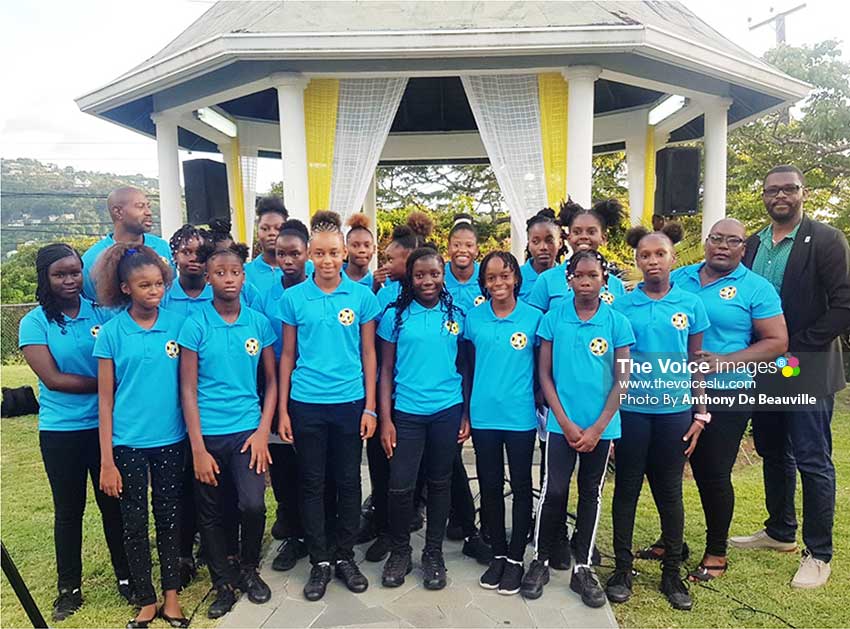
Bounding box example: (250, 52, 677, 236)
(377, 301, 465, 415)
(613, 283, 710, 413)
(464, 300, 541, 431)
(445, 262, 485, 313)
(244, 255, 282, 296)
(18, 299, 112, 432)
(518, 260, 541, 303)
(281, 274, 380, 403)
(93, 308, 185, 448)
(81, 233, 174, 301)
(528, 261, 625, 312)
(538, 299, 634, 439)
(377, 281, 402, 321)
(343, 263, 374, 289)
(178, 302, 276, 436)
(161, 282, 213, 317)
(673, 263, 783, 390)
(251, 280, 286, 359)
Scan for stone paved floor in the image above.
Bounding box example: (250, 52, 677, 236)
(219, 454, 618, 629)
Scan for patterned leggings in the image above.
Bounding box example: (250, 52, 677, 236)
(114, 440, 185, 606)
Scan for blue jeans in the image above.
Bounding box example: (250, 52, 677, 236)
(752, 396, 835, 562)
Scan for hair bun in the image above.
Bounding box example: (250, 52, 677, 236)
(310, 210, 342, 230)
(662, 222, 684, 244)
(592, 198, 625, 230)
(407, 211, 434, 238)
(346, 212, 371, 231)
(625, 225, 650, 249)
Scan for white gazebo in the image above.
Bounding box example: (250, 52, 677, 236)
(76, 1, 809, 255)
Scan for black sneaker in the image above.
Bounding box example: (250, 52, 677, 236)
(382, 551, 413, 588)
(207, 586, 237, 619)
(272, 538, 307, 572)
(661, 572, 693, 611)
(116, 579, 134, 604)
(421, 549, 447, 590)
(605, 569, 633, 604)
(304, 563, 332, 601)
(178, 557, 197, 591)
(462, 535, 493, 565)
(365, 534, 391, 563)
(570, 567, 606, 608)
(520, 559, 549, 599)
(239, 567, 271, 604)
(479, 557, 506, 589)
(550, 536, 571, 571)
(52, 588, 83, 621)
(335, 559, 369, 593)
(497, 561, 524, 596)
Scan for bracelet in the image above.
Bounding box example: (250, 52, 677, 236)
(363, 409, 378, 418)
(693, 412, 712, 424)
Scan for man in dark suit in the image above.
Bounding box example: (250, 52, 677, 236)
(730, 165, 850, 589)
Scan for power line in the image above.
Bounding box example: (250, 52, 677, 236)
(2, 192, 160, 199)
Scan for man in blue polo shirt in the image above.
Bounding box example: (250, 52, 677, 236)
(81, 187, 174, 301)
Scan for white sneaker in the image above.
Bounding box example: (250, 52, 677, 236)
(728, 529, 797, 552)
(791, 552, 831, 589)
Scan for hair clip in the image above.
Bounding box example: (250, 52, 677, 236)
(124, 248, 138, 257)
(453, 217, 473, 227)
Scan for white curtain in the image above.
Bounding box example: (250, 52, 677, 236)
(329, 78, 408, 219)
(461, 75, 548, 253)
(240, 149, 258, 252)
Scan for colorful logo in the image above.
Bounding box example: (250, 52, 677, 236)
(245, 338, 260, 356)
(474, 295, 486, 307)
(671, 312, 688, 330)
(165, 340, 180, 358)
(445, 321, 460, 336)
(510, 332, 527, 350)
(90, 325, 101, 338)
(600, 291, 615, 305)
(776, 355, 801, 378)
(338, 308, 356, 326)
(719, 286, 737, 300)
(589, 337, 609, 356)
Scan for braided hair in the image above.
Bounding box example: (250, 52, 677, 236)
(92, 244, 172, 308)
(478, 250, 522, 300)
(310, 210, 343, 237)
(566, 249, 610, 283)
(35, 243, 83, 328)
(169, 223, 209, 255)
(388, 247, 460, 340)
(195, 240, 250, 265)
(525, 207, 567, 262)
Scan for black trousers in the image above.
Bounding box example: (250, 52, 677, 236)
(39, 428, 130, 592)
(269, 442, 305, 539)
(195, 430, 267, 588)
(752, 396, 836, 562)
(689, 391, 752, 557)
(114, 441, 185, 606)
(290, 399, 364, 564)
(450, 445, 479, 537)
(613, 410, 691, 575)
(535, 434, 610, 567)
(180, 451, 240, 561)
(472, 428, 535, 561)
(366, 434, 390, 534)
(388, 404, 462, 554)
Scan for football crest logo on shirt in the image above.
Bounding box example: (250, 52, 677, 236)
(165, 340, 180, 358)
(338, 308, 356, 326)
(589, 337, 609, 356)
(600, 291, 615, 305)
(671, 312, 689, 330)
(245, 338, 260, 355)
(473, 295, 486, 307)
(719, 286, 737, 300)
(510, 332, 528, 350)
(90, 325, 101, 338)
(445, 321, 460, 336)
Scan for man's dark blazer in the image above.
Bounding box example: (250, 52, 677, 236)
(743, 214, 850, 398)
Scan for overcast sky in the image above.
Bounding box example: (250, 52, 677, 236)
(1, 0, 846, 194)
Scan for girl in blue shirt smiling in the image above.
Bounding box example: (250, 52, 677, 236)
(465, 251, 541, 596)
(178, 242, 277, 620)
(92, 244, 188, 628)
(377, 247, 471, 591)
(18, 244, 130, 622)
(607, 225, 710, 612)
(521, 251, 634, 608)
(278, 211, 379, 603)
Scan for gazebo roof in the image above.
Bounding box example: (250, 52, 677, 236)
(77, 1, 810, 157)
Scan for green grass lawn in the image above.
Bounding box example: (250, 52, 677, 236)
(2, 364, 849, 628)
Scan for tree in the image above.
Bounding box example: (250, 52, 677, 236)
(1, 236, 98, 304)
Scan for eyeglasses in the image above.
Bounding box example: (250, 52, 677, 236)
(763, 184, 802, 197)
(707, 234, 744, 247)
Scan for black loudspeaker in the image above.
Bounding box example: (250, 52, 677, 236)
(654, 147, 700, 216)
(183, 159, 230, 225)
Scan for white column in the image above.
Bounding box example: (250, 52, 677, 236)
(273, 74, 310, 225)
(702, 98, 732, 239)
(562, 66, 601, 208)
(363, 173, 378, 272)
(151, 113, 183, 239)
(625, 131, 646, 226)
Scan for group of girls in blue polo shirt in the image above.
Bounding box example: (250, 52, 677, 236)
(20, 195, 790, 624)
